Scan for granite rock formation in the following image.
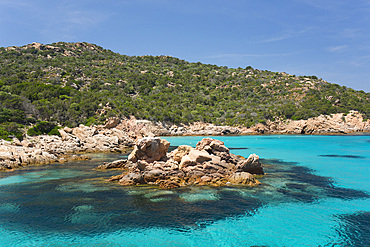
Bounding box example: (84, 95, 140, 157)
(0, 124, 134, 171)
(113, 111, 370, 137)
(249, 111, 370, 134)
(105, 137, 264, 188)
(0, 137, 90, 171)
(2, 110, 368, 171)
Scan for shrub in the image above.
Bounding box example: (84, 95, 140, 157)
(47, 126, 61, 136)
(0, 122, 24, 140)
(0, 126, 11, 140)
(27, 121, 58, 136)
(27, 126, 41, 136)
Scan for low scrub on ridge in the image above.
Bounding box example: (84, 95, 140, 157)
(0, 42, 369, 139)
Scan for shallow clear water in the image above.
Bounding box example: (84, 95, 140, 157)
(0, 135, 369, 246)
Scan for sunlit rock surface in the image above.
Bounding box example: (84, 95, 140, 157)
(105, 137, 264, 188)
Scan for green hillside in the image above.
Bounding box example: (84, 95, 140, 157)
(0, 42, 369, 140)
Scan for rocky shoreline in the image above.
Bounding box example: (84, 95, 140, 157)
(0, 125, 134, 171)
(99, 137, 264, 188)
(1, 110, 369, 171)
(248, 110, 370, 134)
(120, 110, 369, 136)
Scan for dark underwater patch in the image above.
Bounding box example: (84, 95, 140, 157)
(336, 212, 370, 246)
(260, 158, 299, 167)
(0, 155, 369, 236)
(261, 158, 370, 201)
(276, 188, 316, 203)
(0, 182, 263, 235)
(319, 154, 365, 159)
(229, 147, 248, 150)
(285, 182, 309, 190)
(287, 166, 334, 188)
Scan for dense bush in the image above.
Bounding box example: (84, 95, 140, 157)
(0, 122, 23, 140)
(27, 121, 60, 136)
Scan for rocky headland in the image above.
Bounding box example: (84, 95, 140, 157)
(100, 137, 264, 188)
(0, 124, 134, 171)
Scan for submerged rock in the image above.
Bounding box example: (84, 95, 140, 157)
(119, 172, 145, 186)
(228, 172, 256, 185)
(106, 137, 264, 188)
(96, 159, 128, 169)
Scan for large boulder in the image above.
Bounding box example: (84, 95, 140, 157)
(179, 155, 197, 169)
(143, 169, 166, 183)
(170, 145, 193, 163)
(118, 172, 145, 186)
(179, 149, 213, 169)
(209, 139, 229, 153)
(195, 138, 231, 161)
(104, 117, 121, 129)
(128, 137, 170, 163)
(188, 149, 213, 163)
(196, 138, 228, 152)
(195, 138, 213, 151)
(236, 154, 264, 175)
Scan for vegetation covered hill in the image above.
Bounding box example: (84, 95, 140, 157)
(0, 42, 369, 139)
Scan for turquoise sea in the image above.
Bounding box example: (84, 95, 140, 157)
(0, 135, 369, 246)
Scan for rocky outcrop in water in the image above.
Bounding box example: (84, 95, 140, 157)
(105, 137, 263, 188)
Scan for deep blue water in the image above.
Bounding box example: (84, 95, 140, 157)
(0, 135, 369, 246)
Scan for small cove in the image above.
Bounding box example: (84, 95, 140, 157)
(0, 135, 369, 246)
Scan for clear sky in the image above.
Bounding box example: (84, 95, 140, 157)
(1, 0, 369, 92)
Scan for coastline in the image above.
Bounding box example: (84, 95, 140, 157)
(1, 110, 369, 171)
(1, 133, 369, 246)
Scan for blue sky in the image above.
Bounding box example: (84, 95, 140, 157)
(1, 0, 370, 92)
